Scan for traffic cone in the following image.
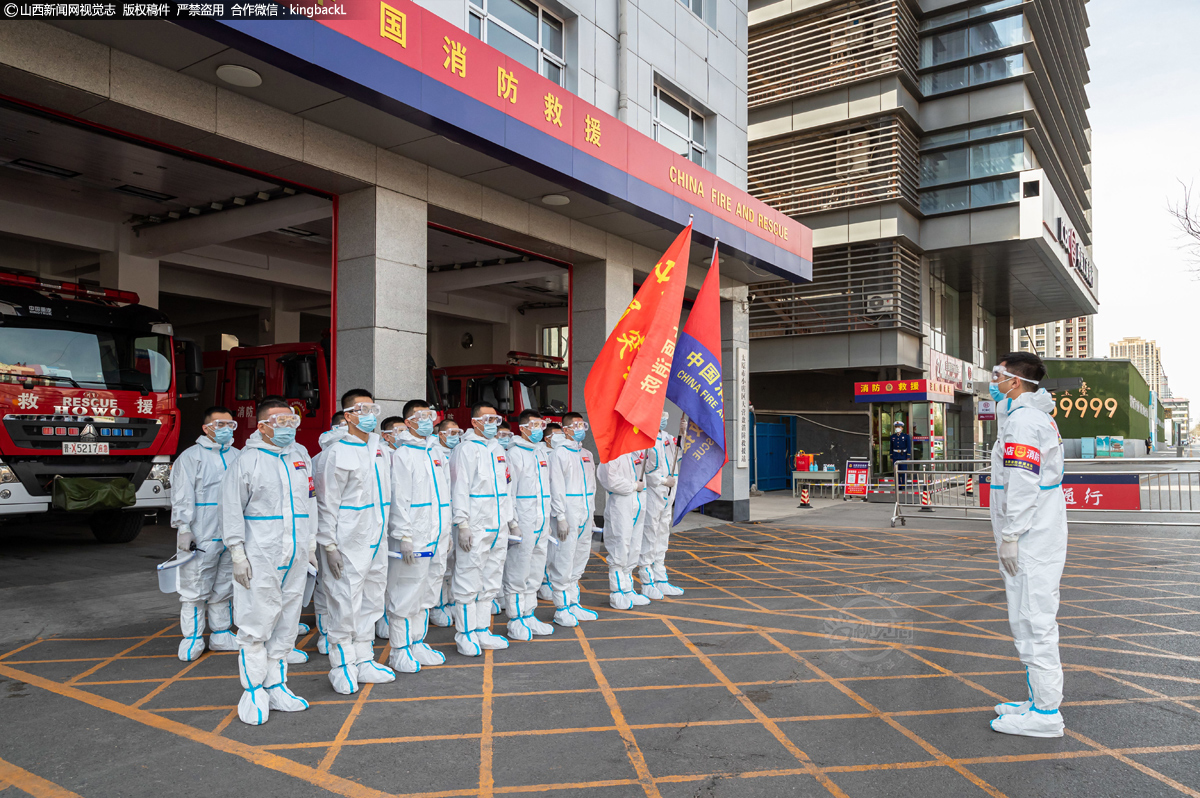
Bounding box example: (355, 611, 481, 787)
(799, 486, 812, 509)
(965, 475, 974, 496)
(919, 486, 933, 512)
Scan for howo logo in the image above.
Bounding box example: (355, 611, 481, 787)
(80, 424, 97, 441)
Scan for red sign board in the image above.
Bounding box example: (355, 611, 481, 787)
(844, 460, 869, 497)
(853, 379, 956, 403)
(980, 474, 1141, 511)
(315, 0, 809, 263)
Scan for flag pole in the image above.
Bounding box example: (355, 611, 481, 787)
(668, 413, 688, 500)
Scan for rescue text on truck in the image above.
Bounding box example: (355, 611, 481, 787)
(0, 271, 203, 543)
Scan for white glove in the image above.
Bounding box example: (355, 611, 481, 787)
(456, 523, 473, 553)
(230, 544, 252, 589)
(637, 480, 646, 492)
(555, 517, 570, 542)
(324, 543, 345, 580)
(399, 537, 416, 565)
(176, 524, 195, 552)
(663, 476, 677, 489)
(998, 538, 1019, 577)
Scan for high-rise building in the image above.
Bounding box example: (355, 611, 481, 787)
(1110, 337, 1167, 396)
(1015, 315, 1094, 358)
(744, 0, 1099, 473)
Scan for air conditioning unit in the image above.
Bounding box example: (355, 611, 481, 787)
(864, 293, 896, 316)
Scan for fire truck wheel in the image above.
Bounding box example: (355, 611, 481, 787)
(90, 510, 145, 544)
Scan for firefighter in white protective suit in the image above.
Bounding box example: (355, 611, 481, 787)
(501, 410, 555, 640)
(220, 399, 317, 726)
(428, 419, 462, 628)
(987, 352, 1068, 739)
(315, 389, 395, 694)
(310, 412, 347, 656)
(171, 407, 240, 661)
(545, 412, 600, 626)
(638, 412, 684, 600)
(386, 400, 454, 672)
(449, 403, 514, 656)
(598, 450, 650, 610)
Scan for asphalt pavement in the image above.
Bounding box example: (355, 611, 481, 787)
(1, 501, 1198, 798)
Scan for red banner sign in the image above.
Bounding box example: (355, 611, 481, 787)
(853, 379, 957, 403)
(844, 459, 869, 497)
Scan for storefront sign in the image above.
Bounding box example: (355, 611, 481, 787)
(226, 0, 812, 277)
(980, 474, 1140, 510)
(977, 399, 996, 421)
(930, 350, 964, 391)
(1056, 216, 1095, 289)
(853, 379, 957, 404)
(844, 460, 869, 497)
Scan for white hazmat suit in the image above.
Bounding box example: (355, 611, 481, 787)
(310, 426, 347, 656)
(545, 434, 599, 625)
(501, 436, 555, 640)
(988, 389, 1068, 738)
(597, 452, 649, 610)
(171, 435, 240, 661)
(315, 432, 395, 694)
(429, 437, 457, 628)
(638, 432, 683, 599)
(386, 429, 453, 672)
(449, 429, 514, 655)
(220, 431, 317, 726)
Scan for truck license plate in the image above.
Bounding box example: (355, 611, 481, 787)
(62, 442, 109, 455)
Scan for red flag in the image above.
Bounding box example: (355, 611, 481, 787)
(585, 222, 692, 463)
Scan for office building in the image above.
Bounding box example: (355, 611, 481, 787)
(1110, 336, 1167, 396)
(1014, 315, 1093, 358)
(743, 0, 1099, 482)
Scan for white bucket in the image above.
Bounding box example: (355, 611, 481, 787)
(303, 563, 319, 607)
(156, 549, 199, 594)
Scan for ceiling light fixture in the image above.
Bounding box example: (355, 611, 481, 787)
(113, 184, 177, 202)
(4, 158, 81, 180)
(541, 194, 570, 206)
(215, 64, 263, 88)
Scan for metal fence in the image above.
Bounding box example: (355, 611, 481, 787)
(890, 457, 1200, 527)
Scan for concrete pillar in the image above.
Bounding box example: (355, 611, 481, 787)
(99, 251, 159, 309)
(257, 287, 302, 345)
(994, 314, 1013, 361)
(571, 257, 633, 522)
(709, 287, 750, 522)
(336, 186, 428, 419)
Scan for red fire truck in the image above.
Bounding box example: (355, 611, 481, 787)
(431, 351, 568, 430)
(0, 272, 202, 542)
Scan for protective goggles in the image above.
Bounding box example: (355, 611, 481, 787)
(495, 430, 514, 441)
(204, 420, 238, 431)
(475, 414, 504, 426)
(383, 428, 403, 440)
(565, 420, 590, 432)
(990, 365, 1039, 385)
(347, 402, 382, 417)
(406, 408, 437, 423)
(260, 413, 301, 429)
(520, 418, 547, 431)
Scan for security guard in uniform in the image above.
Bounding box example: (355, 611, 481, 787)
(890, 419, 912, 488)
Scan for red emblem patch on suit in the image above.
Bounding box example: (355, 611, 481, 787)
(1003, 443, 1042, 475)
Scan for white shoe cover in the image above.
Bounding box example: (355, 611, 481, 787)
(178, 636, 206, 662)
(208, 630, 239, 652)
(478, 631, 510, 650)
(358, 660, 396, 684)
(454, 602, 483, 657)
(657, 581, 685, 597)
(296, 622, 311, 635)
(328, 644, 359, 695)
(315, 614, 330, 655)
(990, 709, 1064, 738)
(609, 591, 634, 610)
(506, 618, 535, 641)
(375, 615, 390, 639)
(238, 688, 270, 726)
(285, 648, 309, 665)
(630, 592, 651, 606)
(994, 700, 1033, 716)
(178, 604, 207, 662)
(266, 684, 309, 712)
(491, 599, 503, 615)
(568, 586, 600, 621)
(429, 606, 453, 627)
(538, 584, 553, 601)
(388, 646, 421, 673)
(554, 608, 579, 627)
(525, 593, 554, 635)
(411, 642, 446, 666)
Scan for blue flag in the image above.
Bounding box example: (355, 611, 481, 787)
(666, 249, 725, 525)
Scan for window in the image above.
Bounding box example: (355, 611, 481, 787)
(654, 87, 706, 166)
(234, 359, 266, 403)
(921, 176, 1019, 214)
(919, 0, 1020, 31)
(920, 52, 1022, 95)
(919, 137, 1026, 187)
(677, 0, 701, 20)
(0, 324, 172, 393)
(468, 0, 565, 84)
(920, 118, 1024, 150)
(540, 324, 568, 360)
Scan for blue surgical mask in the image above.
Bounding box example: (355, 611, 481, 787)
(660, 416, 669, 431)
(445, 434, 460, 449)
(989, 382, 1004, 402)
(529, 429, 544, 444)
(498, 435, 513, 450)
(213, 427, 234, 448)
(416, 419, 434, 437)
(482, 423, 498, 439)
(269, 427, 295, 449)
(356, 414, 378, 433)
(573, 428, 586, 443)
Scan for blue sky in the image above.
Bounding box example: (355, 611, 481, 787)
(1088, 0, 1200, 407)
